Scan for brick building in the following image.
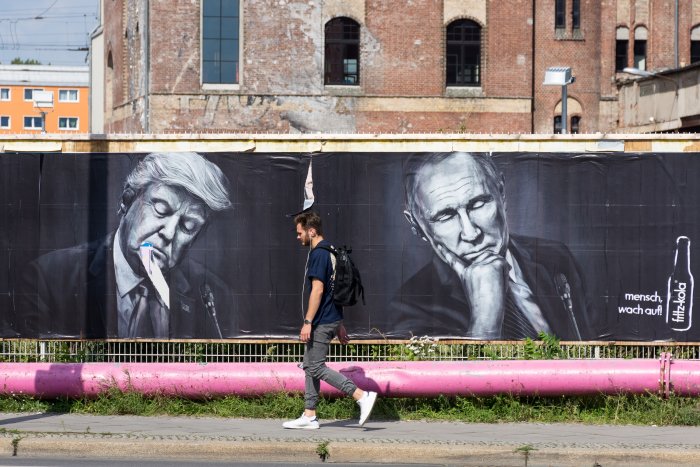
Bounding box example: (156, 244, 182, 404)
(93, 0, 700, 134)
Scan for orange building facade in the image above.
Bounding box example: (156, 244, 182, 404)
(0, 65, 89, 134)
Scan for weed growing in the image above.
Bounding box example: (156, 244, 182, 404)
(1, 391, 699, 426)
(316, 440, 330, 462)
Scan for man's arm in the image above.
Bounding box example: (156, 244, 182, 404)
(337, 322, 350, 344)
(300, 278, 323, 343)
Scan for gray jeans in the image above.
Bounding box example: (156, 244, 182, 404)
(302, 320, 357, 410)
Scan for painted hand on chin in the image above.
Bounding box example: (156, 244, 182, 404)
(436, 244, 508, 338)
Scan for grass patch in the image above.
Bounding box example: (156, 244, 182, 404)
(1, 392, 700, 426)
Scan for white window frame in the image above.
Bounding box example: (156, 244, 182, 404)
(23, 116, 42, 129)
(200, 0, 242, 90)
(58, 116, 79, 130)
(23, 88, 43, 101)
(0, 88, 9, 101)
(58, 89, 79, 102)
(0, 116, 10, 129)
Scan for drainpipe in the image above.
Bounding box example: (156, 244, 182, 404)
(2, 354, 699, 399)
(530, 0, 536, 133)
(675, 0, 679, 68)
(143, 0, 150, 133)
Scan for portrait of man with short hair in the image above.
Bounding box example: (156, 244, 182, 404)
(16, 152, 236, 339)
(391, 152, 591, 340)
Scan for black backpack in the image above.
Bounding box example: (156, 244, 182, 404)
(317, 245, 365, 307)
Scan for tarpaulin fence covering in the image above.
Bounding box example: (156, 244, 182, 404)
(1, 151, 698, 341)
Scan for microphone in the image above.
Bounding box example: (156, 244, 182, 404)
(201, 284, 223, 339)
(555, 273, 581, 340)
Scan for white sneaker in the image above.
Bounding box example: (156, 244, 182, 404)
(357, 391, 377, 426)
(282, 414, 319, 430)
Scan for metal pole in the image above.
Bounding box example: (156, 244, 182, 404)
(561, 84, 568, 134)
(675, 0, 679, 68)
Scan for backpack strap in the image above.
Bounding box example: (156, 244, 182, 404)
(315, 245, 337, 279)
(315, 245, 336, 254)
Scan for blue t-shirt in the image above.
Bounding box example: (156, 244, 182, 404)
(306, 240, 343, 325)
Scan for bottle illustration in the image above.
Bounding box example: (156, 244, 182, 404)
(666, 236, 694, 332)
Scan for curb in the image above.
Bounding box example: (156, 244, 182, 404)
(3, 432, 700, 466)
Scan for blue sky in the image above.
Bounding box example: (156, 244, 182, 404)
(0, 0, 100, 66)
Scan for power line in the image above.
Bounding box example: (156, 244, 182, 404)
(0, 14, 99, 21)
(0, 45, 90, 50)
(0, 2, 98, 65)
(35, 0, 59, 19)
(4, 2, 97, 14)
(12, 32, 92, 38)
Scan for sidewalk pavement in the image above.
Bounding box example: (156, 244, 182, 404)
(1, 412, 700, 466)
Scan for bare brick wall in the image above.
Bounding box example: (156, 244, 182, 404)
(648, 0, 693, 69)
(363, 0, 444, 96)
(679, 0, 694, 67)
(357, 111, 531, 134)
(103, 0, 149, 133)
(650, 0, 676, 70)
(483, 0, 533, 98)
(599, 0, 617, 98)
(104, 0, 125, 110)
(150, 0, 201, 94)
(243, 1, 323, 94)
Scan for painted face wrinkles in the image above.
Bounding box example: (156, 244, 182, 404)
(119, 184, 208, 274)
(413, 154, 509, 265)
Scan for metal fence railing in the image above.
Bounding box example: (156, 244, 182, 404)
(1, 339, 700, 363)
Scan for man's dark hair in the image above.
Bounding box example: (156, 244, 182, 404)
(294, 210, 323, 235)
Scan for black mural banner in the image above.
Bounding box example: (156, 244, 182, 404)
(1, 151, 698, 341)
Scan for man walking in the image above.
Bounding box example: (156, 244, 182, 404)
(284, 211, 377, 429)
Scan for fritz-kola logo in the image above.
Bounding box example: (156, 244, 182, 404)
(670, 280, 688, 325)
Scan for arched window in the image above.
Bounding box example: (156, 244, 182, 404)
(570, 115, 581, 134)
(324, 17, 360, 85)
(634, 26, 648, 70)
(553, 115, 580, 134)
(572, 0, 580, 30)
(691, 25, 700, 64)
(554, 115, 562, 133)
(554, 98, 582, 134)
(446, 19, 481, 86)
(616, 27, 629, 71)
(555, 0, 566, 29)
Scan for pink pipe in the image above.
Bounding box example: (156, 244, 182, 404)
(1, 357, 699, 399)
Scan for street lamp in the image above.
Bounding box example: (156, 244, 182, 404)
(622, 67, 679, 95)
(543, 67, 576, 134)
